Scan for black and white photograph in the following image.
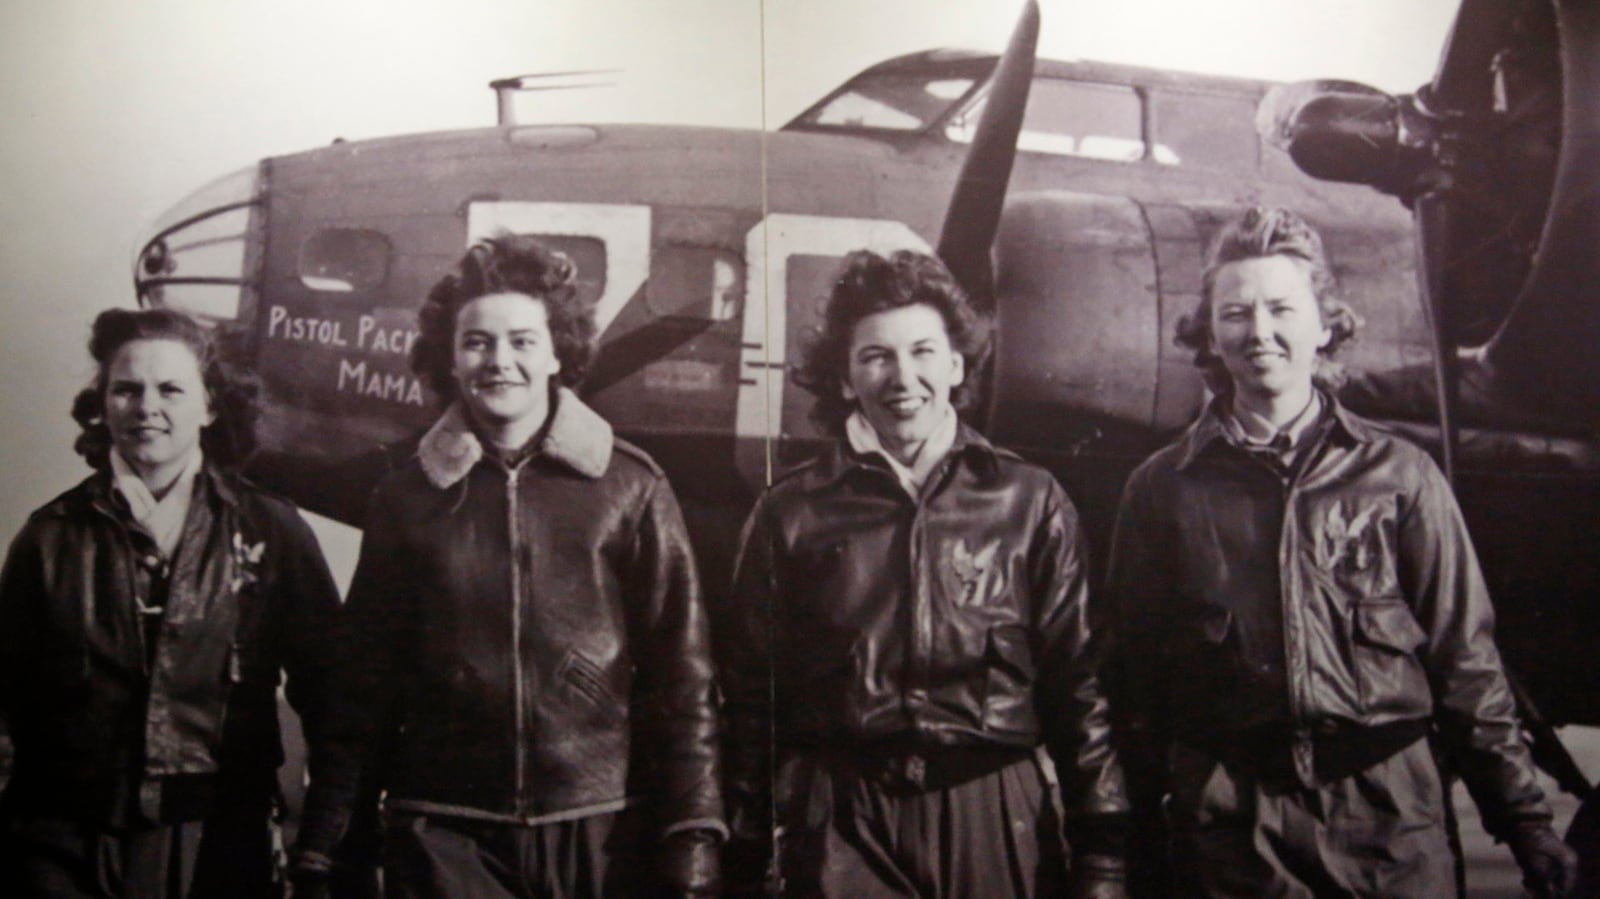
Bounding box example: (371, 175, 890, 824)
(1, 1, 1595, 896)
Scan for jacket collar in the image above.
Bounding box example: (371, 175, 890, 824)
(844, 407, 959, 496)
(418, 387, 613, 488)
(808, 418, 999, 491)
(1176, 390, 1374, 471)
(85, 458, 241, 519)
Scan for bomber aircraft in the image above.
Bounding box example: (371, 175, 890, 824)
(131, 0, 1597, 877)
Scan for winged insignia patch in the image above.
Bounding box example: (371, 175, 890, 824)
(950, 538, 1001, 606)
(1321, 502, 1382, 571)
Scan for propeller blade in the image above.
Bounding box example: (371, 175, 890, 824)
(936, 0, 1039, 308)
(1484, 0, 1600, 422)
(1424, 0, 1517, 114)
(1413, 191, 1460, 482)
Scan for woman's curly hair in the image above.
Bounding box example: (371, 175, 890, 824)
(72, 307, 260, 471)
(1175, 206, 1363, 395)
(794, 249, 991, 435)
(410, 234, 596, 402)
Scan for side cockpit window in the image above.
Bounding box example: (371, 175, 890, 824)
(298, 228, 392, 293)
(949, 79, 1165, 163)
(797, 75, 976, 132)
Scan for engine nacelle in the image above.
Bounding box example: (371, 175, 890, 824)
(988, 191, 1205, 451)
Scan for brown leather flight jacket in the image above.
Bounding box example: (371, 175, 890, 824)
(1106, 396, 1552, 837)
(720, 425, 1129, 841)
(0, 466, 342, 826)
(299, 391, 723, 854)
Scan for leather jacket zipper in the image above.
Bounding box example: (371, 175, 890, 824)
(1278, 477, 1305, 725)
(506, 464, 526, 807)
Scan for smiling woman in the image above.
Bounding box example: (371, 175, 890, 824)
(451, 293, 564, 450)
(292, 235, 725, 898)
(0, 307, 343, 899)
(843, 303, 965, 465)
(71, 309, 260, 478)
(102, 339, 217, 498)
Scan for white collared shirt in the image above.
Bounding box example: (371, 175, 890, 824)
(845, 406, 958, 498)
(1224, 391, 1324, 468)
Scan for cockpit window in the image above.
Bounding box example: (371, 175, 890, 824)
(795, 75, 977, 132)
(949, 79, 1162, 163)
(298, 228, 392, 293)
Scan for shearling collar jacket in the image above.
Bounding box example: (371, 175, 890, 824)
(414, 389, 613, 487)
(1106, 395, 1552, 837)
(0, 464, 342, 826)
(298, 389, 723, 853)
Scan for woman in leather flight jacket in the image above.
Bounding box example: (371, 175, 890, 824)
(720, 250, 1128, 898)
(293, 236, 723, 899)
(0, 308, 344, 899)
(1106, 208, 1576, 898)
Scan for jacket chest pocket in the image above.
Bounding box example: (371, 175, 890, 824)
(1313, 496, 1400, 598)
(1350, 598, 1431, 717)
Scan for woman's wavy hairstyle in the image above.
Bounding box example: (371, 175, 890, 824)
(794, 249, 991, 435)
(1175, 206, 1363, 395)
(72, 307, 260, 471)
(410, 234, 596, 402)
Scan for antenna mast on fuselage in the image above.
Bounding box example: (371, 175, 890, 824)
(488, 70, 620, 125)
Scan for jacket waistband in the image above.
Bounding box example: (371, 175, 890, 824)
(385, 795, 638, 828)
(1181, 718, 1430, 788)
(799, 744, 1036, 795)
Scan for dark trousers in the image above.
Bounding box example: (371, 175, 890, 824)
(776, 749, 1067, 899)
(381, 811, 644, 899)
(0, 809, 276, 899)
(1165, 736, 1457, 898)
